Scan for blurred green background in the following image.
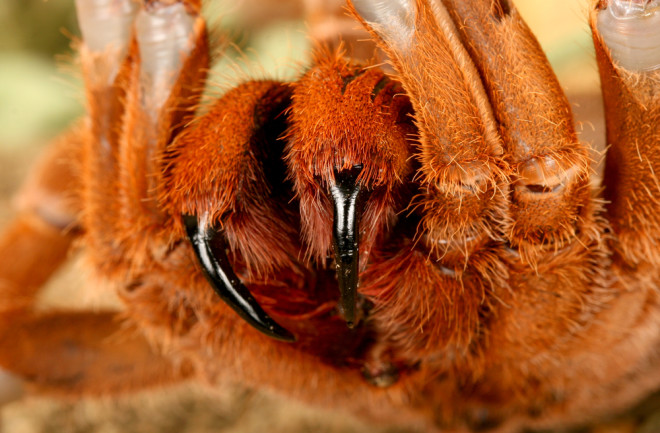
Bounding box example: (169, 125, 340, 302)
(0, 0, 81, 147)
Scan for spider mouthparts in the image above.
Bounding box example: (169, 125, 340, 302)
(183, 215, 296, 343)
(330, 167, 367, 328)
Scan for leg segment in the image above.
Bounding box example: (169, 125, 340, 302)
(350, 0, 508, 268)
(0, 121, 82, 400)
(76, 0, 209, 273)
(118, 0, 208, 242)
(0, 125, 190, 396)
(76, 0, 139, 273)
(347, 0, 509, 361)
(0, 125, 83, 316)
(347, 1, 613, 405)
(0, 311, 192, 395)
(591, 0, 660, 266)
(0, 0, 203, 396)
(440, 0, 594, 259)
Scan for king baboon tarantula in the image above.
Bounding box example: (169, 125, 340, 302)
(1, 0, 660, 432)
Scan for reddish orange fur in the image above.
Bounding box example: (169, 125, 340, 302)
(286, 48, 415, 263)
(440, 0, 594, 259)
(2, 0, 660, 432)
(161, 81, 299, 278)
(591, 7, 660, 268)
(348, 0, 511, 270)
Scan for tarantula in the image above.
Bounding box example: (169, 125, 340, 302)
(1, 0, 660, 432)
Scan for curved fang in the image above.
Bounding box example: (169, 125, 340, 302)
(330, 166, 367, 328)
(183, 215, 296, 342)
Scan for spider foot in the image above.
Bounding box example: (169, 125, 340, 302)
(75, 0, 138, 86)
(596, 0, 660, 72)
(591, 0, 660, 266)
(134, 1, 199, 116)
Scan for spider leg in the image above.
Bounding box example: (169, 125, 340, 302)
(388, 0, 622, 424)
(439, 0, 597, 261)
(0, 126, 82, 315)
(0, 0, 205, 397)
(75, 0, 138, 274)
(0, 128, 80, 394)
(590, 0, 660, 267)
(0, 125, 191, 397)
(0, 311, 192, 396)
(0, 129, 185, 397)
(347, 2, 619, 417)
(115, 0, 208, 255)
(346, 0, 510, 361)
(418, 3, 660, 428)
(76, 0, 208, 273)
(350, 0, 509, 266)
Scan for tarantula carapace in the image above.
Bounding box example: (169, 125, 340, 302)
(1, 0, 660, 432)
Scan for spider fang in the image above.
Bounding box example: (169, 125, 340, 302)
(330, 165, 368, 328)
(183, 215, 296, 342)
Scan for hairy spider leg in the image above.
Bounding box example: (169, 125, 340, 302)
(440, 0, 598, 262)
(0, 0, 210, 396)
(348, 0, 619, 428)
(0, 125, 191, 395)
(591, 0, 660, 267)
(0, 129, 81, 321)
(76, 0, 138, 274)
(347, 0, 508, 369)
(115, 0, 208, 264)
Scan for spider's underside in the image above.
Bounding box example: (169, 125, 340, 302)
(1, 0, 660, 432)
